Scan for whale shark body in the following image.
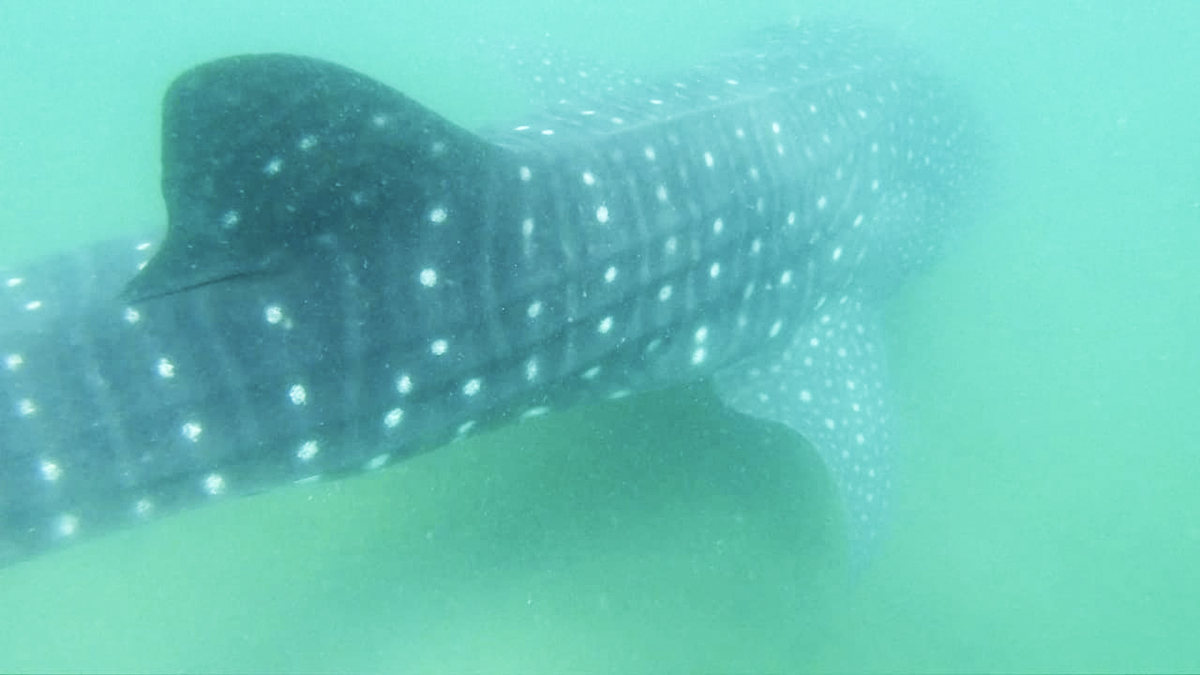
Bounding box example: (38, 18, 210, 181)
(0, 24, 978, 566)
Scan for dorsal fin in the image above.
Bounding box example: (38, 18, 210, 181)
(125, 54, 493, 301)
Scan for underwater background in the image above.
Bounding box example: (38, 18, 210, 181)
(1, 0, 1197, 671)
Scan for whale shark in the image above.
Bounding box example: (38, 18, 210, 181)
(0, 23, 979, 566)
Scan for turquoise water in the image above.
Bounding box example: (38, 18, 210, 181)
(2, 0, 1198, 671)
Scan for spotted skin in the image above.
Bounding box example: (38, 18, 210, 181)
(0, 24, 978, 565)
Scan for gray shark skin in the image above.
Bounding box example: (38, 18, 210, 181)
(0, 24, 978, 567)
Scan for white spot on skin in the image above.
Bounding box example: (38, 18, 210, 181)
(56, 514, 79, 538)
(221, 211, 240, 228)
(124, 307, 141, 324)
(772, 122, 781, 134)
(384, 408, 404, 429)
(644, 146, 656, 160)
(604, 266, 618, 283)
(527, 301, 543, 319)
(430, 339, 448, 356)
(713, 218, 724, 234)
(817, 196, 827, 209)
(800, 390, 812, 402)
(18, 399, 37, 416)
(522, 218, 535, 238)
(824, 419, 837, 430)
(597, 316, 614, 334)
(524, 357, 539, 381)
(664, 237, 678, 255)
(582, 171, 596, 186)
(263, 158, 283, 175)
(181, 421, 202, 442)
(582, 365, 602, 380)
(709, 262, 721, 278)
(854, 213, 864, 227)
(156, 357, 175, 379)
(298, 135, 318, 151)
(297, 440, 319, 461)
(203, 474, 226, 495)
(288, 384, 307, 405)
(519, 166, 532, 182)
(457, 420, 477, 435)
(462, 378, 482, 397)
(704, 152, 715, 167)
(40, 460, 62, 482)
(429, 207, 448, 224)
(780, 270, 793, 286)
(24, 300, 42, 311)
(372, 114, 389, 127)
(769, 320, 783, 338)
(134, 498, 154, 518)
(596, 205, 610, 223)
(751, 239, 762, 254)
(365, 454, 390, 470)
(6, 277, 24, 288)
(396, 374, 413, 395)
(656, 185, 668, 202)
(264, 305, 284, 324)
(521, 406, 550, 419)
(832, 247, 843, 261)
(658, 285, 673, 302)
(695, 326, 708, 343)
(691, 348, 707, 365)
(419, 268, 438, 288)
(5, 354, 24, 371)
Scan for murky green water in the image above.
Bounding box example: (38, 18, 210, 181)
(1, 1, 1197, 671)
